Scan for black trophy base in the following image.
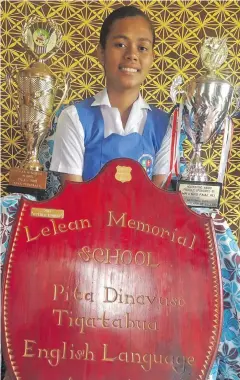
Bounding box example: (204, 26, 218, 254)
(175, 180, 222, 209)
(7, 167, 47, 200)
(7, 185, 46, 200)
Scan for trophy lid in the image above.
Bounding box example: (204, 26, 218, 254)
(200, 37, 228, 75)
(22, 16, 63, 62)
(192, 38, 232, 88)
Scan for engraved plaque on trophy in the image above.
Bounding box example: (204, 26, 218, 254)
(7, 16, 69, 194)
(171, 38, 239, 208)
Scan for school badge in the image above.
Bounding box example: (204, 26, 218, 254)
(138, 154, 154, 178)
(115, 165, 132, 183)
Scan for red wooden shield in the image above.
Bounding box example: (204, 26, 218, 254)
(2, 159, 223, 380)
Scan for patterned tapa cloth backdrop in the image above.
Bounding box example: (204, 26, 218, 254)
(1, 0, 240, 241)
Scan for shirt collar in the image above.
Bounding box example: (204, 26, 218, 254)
(91, 88, 151, 110)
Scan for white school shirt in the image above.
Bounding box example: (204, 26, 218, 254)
(50, 89, 171, 176)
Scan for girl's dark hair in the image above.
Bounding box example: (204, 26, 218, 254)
(100, 6, 155, 49)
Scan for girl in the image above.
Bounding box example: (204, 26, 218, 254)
(50, 6, 171, 187)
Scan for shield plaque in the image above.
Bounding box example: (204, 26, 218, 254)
(2, 159, 223, 380)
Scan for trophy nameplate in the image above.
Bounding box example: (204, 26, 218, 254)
(8, 168, 47, 190)
(177, 181, 222, 208)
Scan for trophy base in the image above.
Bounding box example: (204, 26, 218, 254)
(177, 180, 222, 209)
(8, 167, 47, 196)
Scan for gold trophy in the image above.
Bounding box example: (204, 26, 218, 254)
(7, 16, 69, 193)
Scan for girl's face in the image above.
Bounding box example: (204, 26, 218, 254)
(98, 16, 154, 92)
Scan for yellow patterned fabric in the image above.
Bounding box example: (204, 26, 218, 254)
(1, 0, 239, 241)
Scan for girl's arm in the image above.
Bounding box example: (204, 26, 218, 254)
(50, 105, 85, 182)
(152, 174, 167, 188)
(60, 173, 82, 186)
(152, 126, 171, 187)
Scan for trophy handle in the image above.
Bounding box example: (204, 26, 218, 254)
(49, 74, 70, 125)
(6, 69, 20, 118)
(170, 75, 185, 104)
(231, 86, 240, 119)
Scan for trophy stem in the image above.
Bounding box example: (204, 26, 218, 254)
(20, 153, 43, 171)
(20, 127, 48, 171)
(182, 144, 208, 182)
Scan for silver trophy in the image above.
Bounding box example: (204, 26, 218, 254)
(171, 37, 239, 208)
(7, 16, 69, 191)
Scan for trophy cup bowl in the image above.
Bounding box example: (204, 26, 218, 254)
(17, 63, 60, 171)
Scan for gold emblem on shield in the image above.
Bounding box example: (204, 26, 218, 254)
(115, 166, 132, 183)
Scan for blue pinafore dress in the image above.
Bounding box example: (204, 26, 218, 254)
(74, 98, 169, 181)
